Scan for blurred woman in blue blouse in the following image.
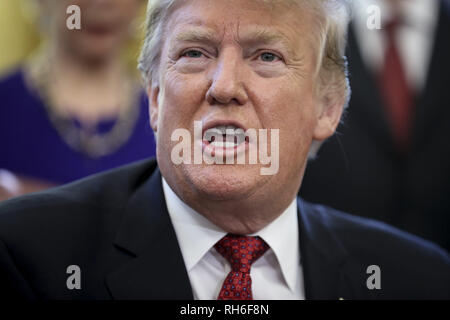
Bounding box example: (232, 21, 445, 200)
(0, 0, 155, 199)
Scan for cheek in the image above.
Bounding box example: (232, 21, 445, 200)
(256, 77, 317, 131)
(257, 79, 317, 162)
(159, 71, 207, 132)
(165, 73, 198, 111)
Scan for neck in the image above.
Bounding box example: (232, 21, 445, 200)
(45, 44, 133, 125)
(190, 192, 298, 235)
(53, 43, 124, 84)
(165, 168, 305, 235)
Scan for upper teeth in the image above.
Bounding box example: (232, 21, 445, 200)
(204, 125, 246, 145)
(213, 125, 239, 134)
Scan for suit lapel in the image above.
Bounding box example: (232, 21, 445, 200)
(105, 169, 362, 300)
(106, 168, 193, 300)
(297, 199, 355, 300)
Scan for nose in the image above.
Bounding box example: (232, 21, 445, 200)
(206, 49, 248, 106)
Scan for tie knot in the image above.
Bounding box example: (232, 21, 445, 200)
(214, 234, 269, 273)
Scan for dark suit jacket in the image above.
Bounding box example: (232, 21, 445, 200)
(300, 0, 450, 251)
(0, 159, 448, 300)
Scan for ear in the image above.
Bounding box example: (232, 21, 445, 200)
(312, 85, 346, 141)
(148, 83, 160, 133)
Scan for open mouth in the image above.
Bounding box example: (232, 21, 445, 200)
(201, 121, 249, 157)
(204, 125, 248, 148)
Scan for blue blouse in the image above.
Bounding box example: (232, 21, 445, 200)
(0, 69, 156, 184)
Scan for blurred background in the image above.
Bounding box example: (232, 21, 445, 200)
(0, 0, 448, 252)
(0, 0, 156, 200)
(301, 0, 450, 251)
(0, 0, 146, 86)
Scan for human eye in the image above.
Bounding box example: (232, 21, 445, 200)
(181, 49, 205, 59)
(249, 49, 287, 78)
(175, 48, 211, 73)
(258, 51, 283, 63)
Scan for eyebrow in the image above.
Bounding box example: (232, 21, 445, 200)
(175, 28, 219, 45)
(239, 28, 296, 57)
(172, 26, 297, 58)
(240, 28, 286, 46)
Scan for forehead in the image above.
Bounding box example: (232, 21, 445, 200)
(163, 0, 317, 50)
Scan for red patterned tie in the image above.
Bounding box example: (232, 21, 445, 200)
(379, 18, 414, 150)
(214, 234, 269, 300)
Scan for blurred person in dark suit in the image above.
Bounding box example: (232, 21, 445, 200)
(0, 0, 155, 190)
(0, 0, 448, 301)
(300, 0, 450, 251)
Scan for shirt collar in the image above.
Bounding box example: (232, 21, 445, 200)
(247, 196, 300, 292)
(162, 177, 300, 292)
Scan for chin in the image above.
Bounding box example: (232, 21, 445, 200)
(183, 164, 267, 201)
(73, 37, 118, 62)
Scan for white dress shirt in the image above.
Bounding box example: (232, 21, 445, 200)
(161, 178, 305, 300)
(352, 0, 439, 91)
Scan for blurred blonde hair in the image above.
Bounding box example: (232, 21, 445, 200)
(0, 0, 147, 76)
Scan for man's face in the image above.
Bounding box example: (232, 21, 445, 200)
(151, 0, 339, 204)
